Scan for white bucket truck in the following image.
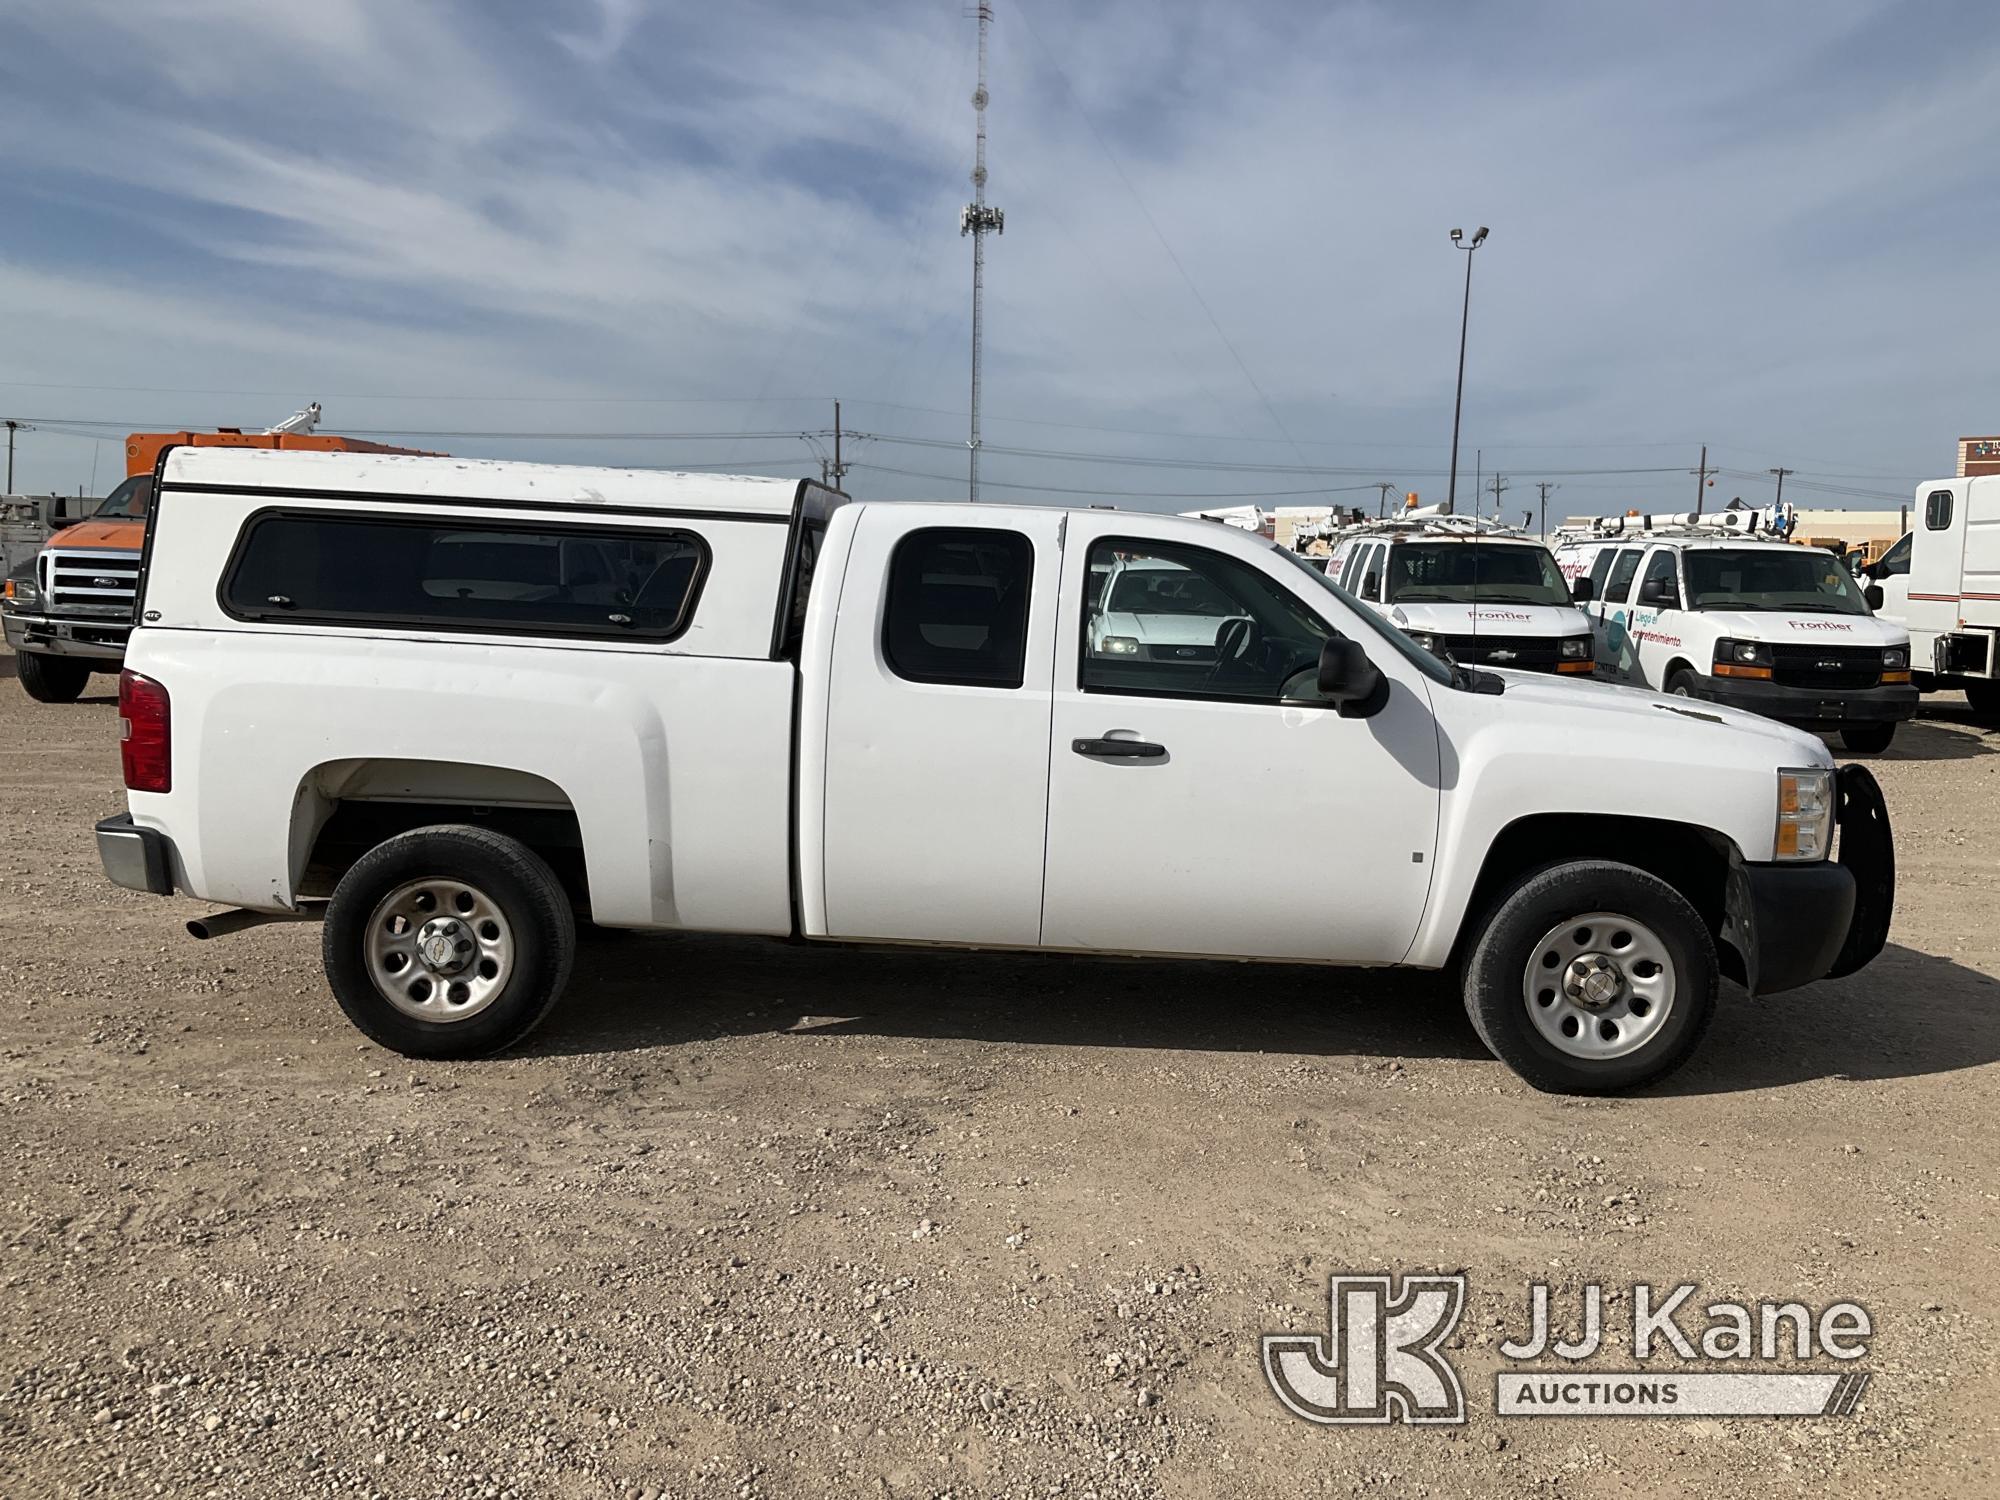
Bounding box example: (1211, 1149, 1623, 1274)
(1858, 477, 2000, 715)
(94, 448, 1894, 1094)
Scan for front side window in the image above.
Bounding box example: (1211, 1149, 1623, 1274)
(1385, 542, 1572, 606)
(94, 475, 154, 520)
(222, 512, 705, 640)
(1878, 533, 1912, 577)
(882, 527, 1033, 688)
(1683, 548, 1871, 615)
(1638, 549, 1680, 606)
(1925, 490, 1953, 530)
(1603, 548, 1644, 604)
(1084, 537, 1338, 702)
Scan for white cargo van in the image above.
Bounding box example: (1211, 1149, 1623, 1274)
(94, 448, 1896, 1094)
(1860, 477, 2000, 715)
(1552, 517, 1916, 753)
(1323, 518, 1595, 676)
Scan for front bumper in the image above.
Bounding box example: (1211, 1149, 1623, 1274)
(3, 610, 131, 661)
(1723, 764, 1894, 994)
(96, 814, 175, 896)
(1694, 672, 1918, 726)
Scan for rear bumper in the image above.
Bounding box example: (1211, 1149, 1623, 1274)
(3, 611, 130, 661)
(1723, 764, 1894, 994)
(1694, 673, 1917, 726)
(96, 814, 175, 896)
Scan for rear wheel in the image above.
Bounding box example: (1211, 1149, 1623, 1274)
(323, 825, 576, 1058)
(1463, 860, 1717, 1093)
(1964, 680, 2000, 719)
(16, 651, 91, 703)
(1839, 721, 1896, 754)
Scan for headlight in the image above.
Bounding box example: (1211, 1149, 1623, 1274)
(1409, 632, 1436, 653)
(1775, 768, 1833, 861)
(1881, 648, 1907, 670)
(1559, 636, 1591, 660)
(1100, 636, 1140, 656)
(1714, 638, 1773, 679)
(2, 576, 37, 609)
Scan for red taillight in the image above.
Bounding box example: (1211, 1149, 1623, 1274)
(119, 670, 171, 793)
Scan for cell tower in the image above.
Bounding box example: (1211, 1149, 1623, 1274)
(960, 1, 1004, 501)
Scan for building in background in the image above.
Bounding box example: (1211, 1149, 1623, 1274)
(1959, 437, 2000, 477)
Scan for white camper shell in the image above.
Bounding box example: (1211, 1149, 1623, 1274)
(1859, 477, 2000, 715)
(1320, 516, 1595, 676)
(1551, 513, 1916, 753)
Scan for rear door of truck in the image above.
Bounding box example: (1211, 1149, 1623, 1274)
(808, 503, 1064, 946)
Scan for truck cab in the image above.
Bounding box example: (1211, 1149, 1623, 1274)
(1553, 520, 1917, 753)
(1859, 477, 2000, 716)
(1324, 519, 1595, 676)
(95, 449, 1895, 1095)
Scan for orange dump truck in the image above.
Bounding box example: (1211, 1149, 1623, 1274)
(2, 406, 435, 701)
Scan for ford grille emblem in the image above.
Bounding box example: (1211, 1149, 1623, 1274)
(92, 576, 122, 589)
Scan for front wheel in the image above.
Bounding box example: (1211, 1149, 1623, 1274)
(1462, 861, 1717, 1093)
(323, 825, 577, 1058)
(16, 651, 92, 703)
(1964, 679, 2000, 718)
(1666, 668, 1700, 699)
(1839, 721, 1896, 754)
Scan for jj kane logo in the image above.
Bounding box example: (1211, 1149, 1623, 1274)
(1265, 1274, 1874, 1426)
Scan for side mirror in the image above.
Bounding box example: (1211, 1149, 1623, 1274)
(1317, 635, 1387, 719)
(1360, 571, 1380, 600)
(1570, 576, 1595, 603)
(1864, 583, 1885, 611)
(1638, 577, 1679, 608)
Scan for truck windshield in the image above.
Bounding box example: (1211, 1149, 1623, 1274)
(92, 476, 154, 520)
(1273, 544, 1454, 687)
(1385, 543, 1571, 605)
(1683, 548, 1871, 615)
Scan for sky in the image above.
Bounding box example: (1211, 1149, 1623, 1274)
(2, 0, 1996, 518)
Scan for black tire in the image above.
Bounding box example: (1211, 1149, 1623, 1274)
(16, 651, 91, 703)
(323, 824, 576, 1059)
(1462, 860, 1717, 1094)
(1666, 668, 1699, 698)
(1964, 680, 2000, 719)
(1839, 721, 1896, 754)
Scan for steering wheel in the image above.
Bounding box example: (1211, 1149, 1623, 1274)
(1206, 616, 1263, 686)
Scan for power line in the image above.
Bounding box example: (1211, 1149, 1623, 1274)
(845, 460, 1388, 500)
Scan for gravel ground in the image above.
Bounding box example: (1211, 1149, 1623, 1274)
(2, 647, 1997, 1499)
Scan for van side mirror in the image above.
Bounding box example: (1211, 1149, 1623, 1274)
(1570, 576, 1595, 603)
(1317, 636, 1387, 719)
(1638, 577, 1679, 607)
(1864, 583, 1885, 611)
(1360, 571, 1380, 600)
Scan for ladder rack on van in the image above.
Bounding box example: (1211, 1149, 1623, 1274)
(1296, 512, 1535, 549)
(1549, 508, 1787, 546)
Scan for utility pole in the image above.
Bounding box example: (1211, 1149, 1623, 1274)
(1693, 444, 1715, 517)
(831, 399, 848, 489)
(960, 2, 1005, 502)
(1767, 466, 1791, 509)
(1486, 471, 1509, 520)
(1536, 480, 1558, 539)
(1374, 481, 1396, 518)
(4, 419, 18, 493)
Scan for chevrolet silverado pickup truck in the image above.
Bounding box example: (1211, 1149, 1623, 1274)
(95, 447, 1895, 1093)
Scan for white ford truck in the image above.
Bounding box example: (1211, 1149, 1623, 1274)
(95, 448, 1895, 1093)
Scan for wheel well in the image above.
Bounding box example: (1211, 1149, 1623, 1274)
(293, 760, 588, 911)
(1665, 657, 1697, 685)
(1460, 813, 1734, 962)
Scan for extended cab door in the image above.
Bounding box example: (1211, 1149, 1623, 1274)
(1040, 516, 1442, 963)
(815, 505, 1064, 946)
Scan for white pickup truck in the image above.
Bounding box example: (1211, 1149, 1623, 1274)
(95, 448, 1895, 1093)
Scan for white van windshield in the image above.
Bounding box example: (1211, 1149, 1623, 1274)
(1683, 548, 1871, 615)
(1385, 542, 1571, 606)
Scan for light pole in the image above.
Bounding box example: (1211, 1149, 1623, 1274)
(1445, 226, 1488, 516)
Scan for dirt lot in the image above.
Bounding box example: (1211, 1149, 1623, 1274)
(1, 649, 1997, 1500)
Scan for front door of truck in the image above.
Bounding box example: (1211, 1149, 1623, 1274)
(1040, 518, 1442, 964)
(818, 506, 1064, 947)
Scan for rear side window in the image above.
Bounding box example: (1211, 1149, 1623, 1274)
(1603, 548, 1643, 604)
(1585, 547, 1616, 593)
(221, 512, 706, 641)
(882, 527, 1033, 688)
(1926, 489, 1953, 530)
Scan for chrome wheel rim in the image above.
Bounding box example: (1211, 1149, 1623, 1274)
(1522, 912, 1675, 1061)
(365, 878, 513, 1022)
